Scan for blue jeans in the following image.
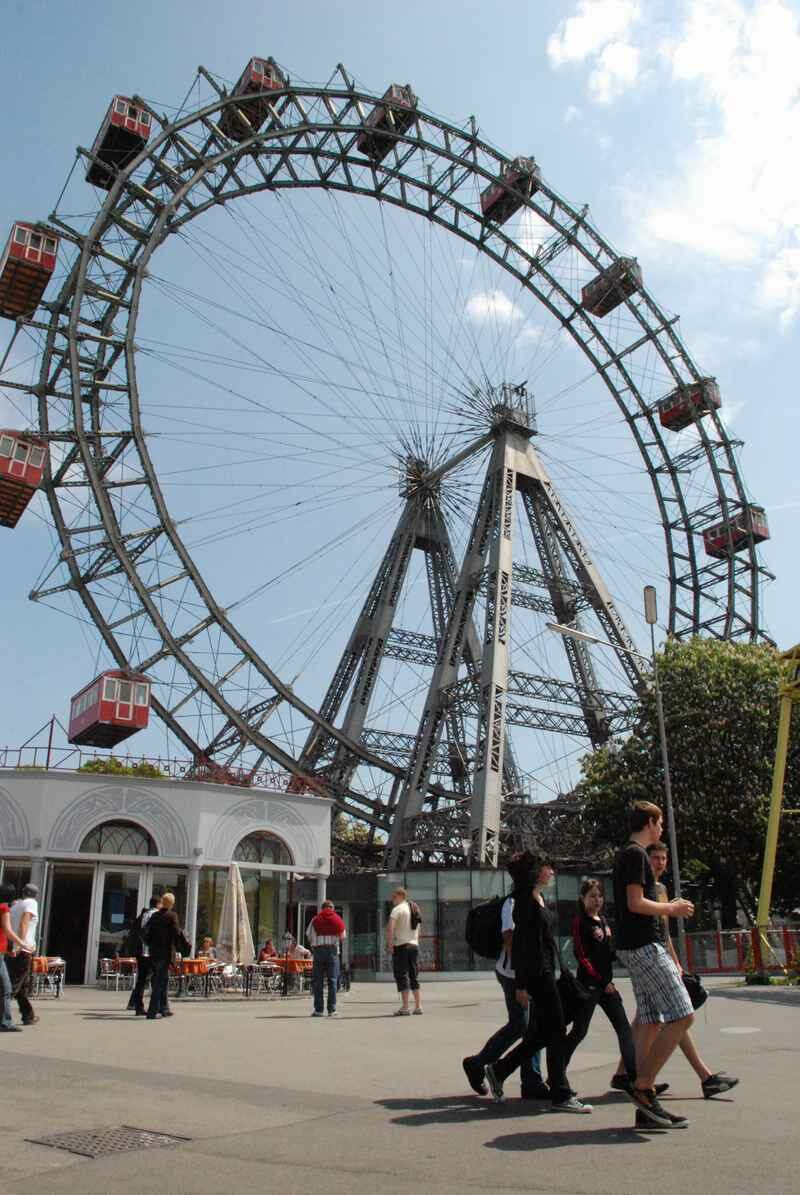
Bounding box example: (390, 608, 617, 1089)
(474, 971, 542, 1087)
(0, 955, 13, 1028)
(312, 946, 340, 1013)
(147, 957, 171, 1017)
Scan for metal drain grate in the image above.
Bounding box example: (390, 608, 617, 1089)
(26, 1125, 191, 1158)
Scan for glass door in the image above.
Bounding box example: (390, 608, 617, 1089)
(87, 865, 144, 981)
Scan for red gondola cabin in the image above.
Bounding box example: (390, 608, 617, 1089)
(581, 257, 642, 317)
(703, 505, 770, 559)
(0, 223, 59, 320)
(68, 670, 152, 747)
(0, 429, 47, 528)
(658, 378, 722, 432)
(356, 84, 417, 162)
(218, 57, 286, 141)
(480, 156, 541, 225)
(86, 96, 152, 189)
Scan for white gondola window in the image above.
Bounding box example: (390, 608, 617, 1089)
(115, 98, 127, 115)
(14, 227, 27, 245)
(13, 443, 28, 464)
(253, 60, 264, 75)
(44, 238, 56, 256)
(103, 677, 118, 702)
(0, 435, 13, 457)
(29, 446, 45, 468)
(135, 683, 149, 706)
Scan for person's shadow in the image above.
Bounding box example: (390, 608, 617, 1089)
(377, 1095, 549, 1127)
(486, 1126, 654, 1151)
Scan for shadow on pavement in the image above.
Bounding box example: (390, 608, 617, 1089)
(711, 987, 800, 1007)
(377, 1095, 544, 1127)
(486, 1126, 655, 1151)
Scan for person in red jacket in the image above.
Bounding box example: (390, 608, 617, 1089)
(307, 900, 346, 1018)
(565, 878, 637, 1090)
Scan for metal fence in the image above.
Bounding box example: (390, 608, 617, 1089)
(0, 744, 292, 791)
(685, 927, 799, 974)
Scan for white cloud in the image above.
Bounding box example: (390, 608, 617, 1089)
(466, 290, 523, 322)
(760, 246, 800, 329)
(547, 0, 800, 325)
(548, 0, 642, 103)
(563, 105, 582, 125)
(588, 40, 641, 102)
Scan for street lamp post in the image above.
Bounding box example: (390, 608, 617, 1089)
(547, 585, 687, 966)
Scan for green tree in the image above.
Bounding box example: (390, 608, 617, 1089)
(576, 638, 800, 926)
(78, 756, 166, 779)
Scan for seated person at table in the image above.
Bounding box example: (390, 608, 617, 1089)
(196, 936, 217, 960)
(258, 939, 278, 961)
(288, 939, 311, 960)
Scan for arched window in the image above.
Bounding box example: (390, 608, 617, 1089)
(233, 830, 292, 866)
(80, 820, 157, 856)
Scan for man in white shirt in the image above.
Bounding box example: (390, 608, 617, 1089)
(463, 894, 548, 1099)
(8, 883, 39, 1026)
(385, 887, 422, 1016)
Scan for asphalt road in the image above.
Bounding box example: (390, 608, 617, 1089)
(0, 977, 795, 1195)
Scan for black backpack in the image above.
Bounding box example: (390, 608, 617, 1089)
(465, 896, 505, 959)
(409, 900, 423, 930)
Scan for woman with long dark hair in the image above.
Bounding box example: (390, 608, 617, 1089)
(484, 853, 592, 1113)
(565, 878, 636, 1089)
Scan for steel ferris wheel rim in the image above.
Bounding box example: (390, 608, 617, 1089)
(28, 63, 767, 812)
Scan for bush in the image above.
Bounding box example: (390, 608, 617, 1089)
(78, 756, 166, 778)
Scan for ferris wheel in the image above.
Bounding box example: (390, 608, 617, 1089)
(0, 57, 771, 865)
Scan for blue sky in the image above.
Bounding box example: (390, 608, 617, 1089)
(1, 0, 797, 795)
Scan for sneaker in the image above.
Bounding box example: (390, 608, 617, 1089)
(635, 1110, 668, 1131)
(462, 1056, 488, 1096)
(311, 1011, 324, 1017)
(520, 1080, 551, 1100)
(611, 1075, 669, 1095)
(327, 1011, 338, 1017)
(549, 1097, 593, 1114)
(393, 1008, 411, 1016)
(0, 1025, 22, 1032)
(412, 1008, 423, 1015)
(21, 1015, 40, 1026)
(627, 1086, 678, 1129)
(484, 1063, 506, 1104)
(702, 1073, 739, 1099)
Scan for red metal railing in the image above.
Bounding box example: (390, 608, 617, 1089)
(685, 927, 799, 974)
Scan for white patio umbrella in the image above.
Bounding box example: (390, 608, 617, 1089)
(216, 862, 256, 964)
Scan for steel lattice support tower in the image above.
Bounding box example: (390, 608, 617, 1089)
(386, 393, 646, 868)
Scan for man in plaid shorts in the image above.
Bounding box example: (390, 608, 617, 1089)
(613, 800, 695, 1129)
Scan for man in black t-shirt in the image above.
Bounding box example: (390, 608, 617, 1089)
(612, 800, 695, 1129)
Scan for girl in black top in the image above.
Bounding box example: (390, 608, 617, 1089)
(564, 879, 636, 1087)
(484, 853, 591, 1113)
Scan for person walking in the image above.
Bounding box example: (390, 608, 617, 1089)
(307, 900, 346, 1017)
(1, 883, 34, 1033)
(613, 800, 695, 1129)
(145, 892, 190, 1020)
(7, 883, 40, 1026)
(564, 879, 636, 1090)
(644, 841, 738, 1099)
(462, 887, 548, 1100)
(385, 887, 422, 1016)
(484, 853, 592, 1114)
(127, 897, 161, 1016)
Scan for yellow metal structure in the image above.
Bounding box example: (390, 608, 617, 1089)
(756, 644, 800, 939)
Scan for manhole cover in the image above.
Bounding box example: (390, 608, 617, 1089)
(26, 1125, 191, 1158)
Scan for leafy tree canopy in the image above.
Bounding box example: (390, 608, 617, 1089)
(575, 638, 800, 926)
(78, 756, 166, 778)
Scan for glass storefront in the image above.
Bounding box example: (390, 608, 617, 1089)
(195, 865, 283, 954)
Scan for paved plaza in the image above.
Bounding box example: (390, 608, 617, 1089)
(0, 977, 796, 1195)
